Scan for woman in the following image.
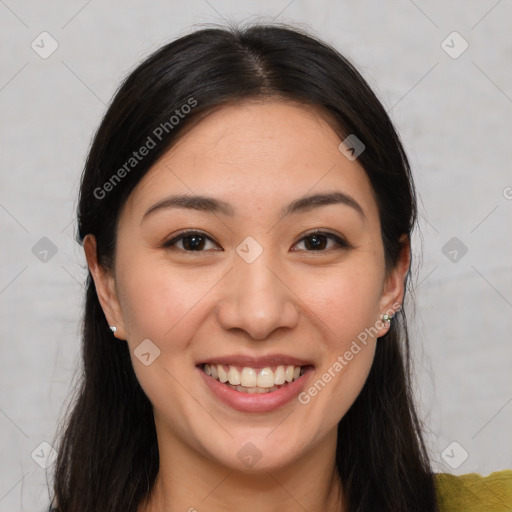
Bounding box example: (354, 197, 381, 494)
(48, 23, 512, 512)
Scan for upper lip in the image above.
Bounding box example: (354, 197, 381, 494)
(197, 354, 314, 368)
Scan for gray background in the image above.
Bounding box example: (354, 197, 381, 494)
(1, 1, 511, 510)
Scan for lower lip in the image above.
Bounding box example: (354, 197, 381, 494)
(197, 366, 314, 413)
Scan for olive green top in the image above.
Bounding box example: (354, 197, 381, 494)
(435, 470, 512, 511)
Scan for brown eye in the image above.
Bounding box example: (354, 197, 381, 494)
(292, 231, 350, 252)
(163, 231, 220, 252)
(180, 234, 207, 251)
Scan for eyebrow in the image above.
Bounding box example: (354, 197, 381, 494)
(141, 191, 366, 222)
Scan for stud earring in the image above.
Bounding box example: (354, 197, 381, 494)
(109, 326, 117, 335)
(382, 313, 394, 323)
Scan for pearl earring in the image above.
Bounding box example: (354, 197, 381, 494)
(109, 326, 117, 334)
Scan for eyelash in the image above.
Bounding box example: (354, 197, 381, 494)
(162, 228, 352, 253)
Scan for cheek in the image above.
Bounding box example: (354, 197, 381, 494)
(293, 262, 382, 414)
(296, 262, 384, 340)
(114, 260, 215, 412)
(115, 256, 217, 348)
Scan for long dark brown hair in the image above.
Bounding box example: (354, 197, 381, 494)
(48, 23, 438, 512)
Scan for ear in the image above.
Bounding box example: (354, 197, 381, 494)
(376, 234, 411, 335)
(83, 234, 127, 340)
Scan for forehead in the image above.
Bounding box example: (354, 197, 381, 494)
(121, 100, 378, 224)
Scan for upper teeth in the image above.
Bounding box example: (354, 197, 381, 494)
(203, 364, 303, 388)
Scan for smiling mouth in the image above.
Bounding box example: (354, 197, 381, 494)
(200, 363, 309, 394)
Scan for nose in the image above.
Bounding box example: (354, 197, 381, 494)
(216, 252, 300, 341)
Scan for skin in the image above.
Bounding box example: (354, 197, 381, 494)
(84, 100, 410, 512)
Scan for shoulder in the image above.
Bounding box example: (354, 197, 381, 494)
(434, 469, 512, 512)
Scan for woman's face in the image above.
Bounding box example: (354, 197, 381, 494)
(86, 100, 408, 473)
